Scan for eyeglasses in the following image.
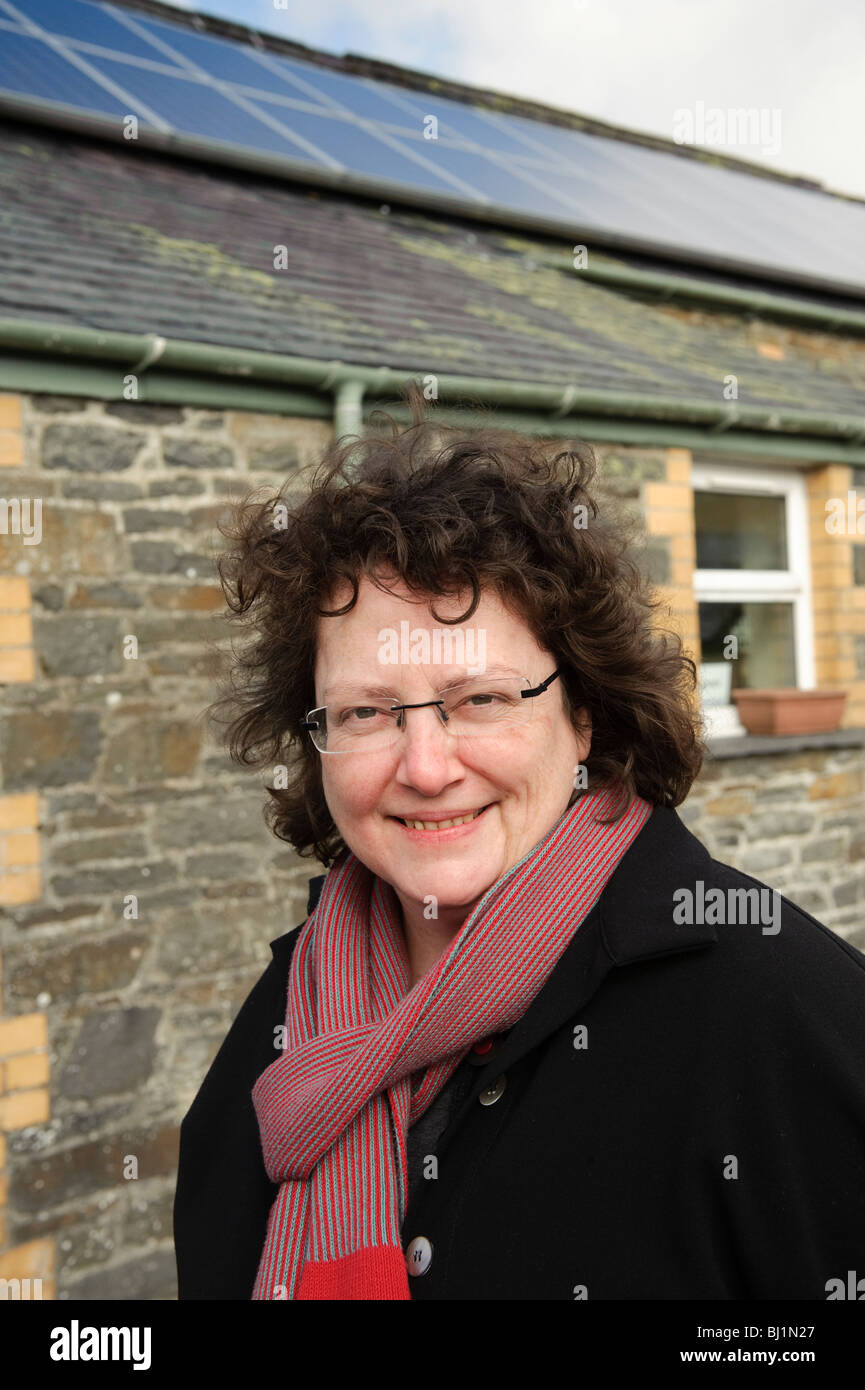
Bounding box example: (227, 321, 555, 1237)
(302, 670, 561, 754)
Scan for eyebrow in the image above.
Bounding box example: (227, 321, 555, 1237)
(321, 664, 523, 700)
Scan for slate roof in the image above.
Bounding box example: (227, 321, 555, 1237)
(1, 118, 864, 423)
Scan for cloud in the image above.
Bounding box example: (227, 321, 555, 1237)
(251, 0, 865, 198)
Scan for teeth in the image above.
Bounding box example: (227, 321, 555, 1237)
(403, 807, 486, 830)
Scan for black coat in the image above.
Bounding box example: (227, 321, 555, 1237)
(173, 805, 865, 1300)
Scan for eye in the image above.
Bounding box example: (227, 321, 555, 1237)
(338, 703, 392, 725)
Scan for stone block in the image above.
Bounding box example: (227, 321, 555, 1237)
(162, 438, 235, 470)
(150, 903, 261, 976)
(704, 793, 754, 817)
(12, 1124, 178, 1212)
(61, 479, 145, 500)
(150, 794, 266, 851)
(20, 509, 126, 578)
(184, 850, 259, 880)
(62, 1246, 177, 1301)
(32, 584, 64, 611)
(748, 810, 815, 839)
(101, 716, 202, 782)
(130, 612, 222, 645)
(0, 709, 102, 789)
(49, 832, 149, 866)
(34, 615, 124, 678)
(2, 901, 101, 928)
(41, 422, 144, 472)
(49, 859, 177, 898)
(123, 508, 190, 532)
(808, 770, 864, 800)
(735, 846, 794, 875)
(801, 834, 846, 863)
(129, 540, 217, 576)
(68, 582, 143, 609)
(148, 584, 223, 611)
(104, 403, 184, 425)
(30, 396, 84, 413)
(247, 441, 301, 471)
(148, 475, 206, 497)
(832, 878, 863, 908)
(119, 1184, 174, 1247)
(593, 449, 666, 482)
(60, 1006, 160, 1099)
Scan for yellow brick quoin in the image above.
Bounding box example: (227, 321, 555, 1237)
(0, 574, 35, 684)
(0, 792, 41, 905)
(0, 1088, 50, 1132)
(0, 1012, 48, 1057)
(0, 394, 21, 431)
(0, 394, 23, 472)
(5, 1053, 50, 1090)
(0, 793, 32, 836)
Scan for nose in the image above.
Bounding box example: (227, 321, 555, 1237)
(392, 703, 466, 794)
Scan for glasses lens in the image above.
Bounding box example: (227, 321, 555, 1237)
(439, 676, 532, 736)
(306, 677, 536, 753)
(308, 701, 399, 753)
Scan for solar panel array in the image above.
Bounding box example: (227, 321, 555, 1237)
(1, 0, 863, 296)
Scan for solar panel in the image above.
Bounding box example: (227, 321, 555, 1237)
(0, 0, 862, 297)
(4, 0, 170, 61)
(0, 26, 133, 115)
(268, 57, 447, 132)
(89, 56, 332, 156)
(130, 11, 307, 92)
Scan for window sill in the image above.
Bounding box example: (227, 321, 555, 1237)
(705, 727, 865, 759)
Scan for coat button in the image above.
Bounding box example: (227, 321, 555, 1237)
(404, 1235, 433, 1276)
(467, 1035, 502, 1066)
(478, 1073, 506, 1105)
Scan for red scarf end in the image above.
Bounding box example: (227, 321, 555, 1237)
(296, 1244, 411, 1300)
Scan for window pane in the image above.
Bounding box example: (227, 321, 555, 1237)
(694, 491, 787, 569)
(699, 600, 795, 701)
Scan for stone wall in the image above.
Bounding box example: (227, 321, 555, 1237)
(0, 394, 331, 1299)
(0, 392, 863, 1301)
(683, 742, 865, 949)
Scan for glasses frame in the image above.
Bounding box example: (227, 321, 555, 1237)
(301, 669, 562, 754)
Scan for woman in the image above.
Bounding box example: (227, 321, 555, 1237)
(173, 393, 865, 1300)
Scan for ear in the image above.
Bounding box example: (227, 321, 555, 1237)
(573, 706, 592, 762)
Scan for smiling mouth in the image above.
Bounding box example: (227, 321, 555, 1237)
(394, 804, 491, 830)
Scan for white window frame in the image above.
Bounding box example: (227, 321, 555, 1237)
(692, 462, 814, 739)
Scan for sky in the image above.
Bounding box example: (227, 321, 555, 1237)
(159, 0, 865, 199)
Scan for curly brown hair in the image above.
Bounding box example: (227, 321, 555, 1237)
(208, 387, 706, 866)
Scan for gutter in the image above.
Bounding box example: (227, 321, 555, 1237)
(1, 317, 865, 451)
(570, 262, 865, 336)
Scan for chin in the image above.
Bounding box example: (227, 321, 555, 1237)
(406, 863, 497, 908)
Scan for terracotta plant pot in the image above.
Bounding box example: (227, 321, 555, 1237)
(731, 688, 847, 736)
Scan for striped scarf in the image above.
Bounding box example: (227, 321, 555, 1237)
(251, 785, 653, 1300)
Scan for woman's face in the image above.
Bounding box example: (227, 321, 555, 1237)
(313, 575, 592, 924)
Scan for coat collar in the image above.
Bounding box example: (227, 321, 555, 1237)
(270, 804, 718, 1076)
(486, 802, 719, 1079)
